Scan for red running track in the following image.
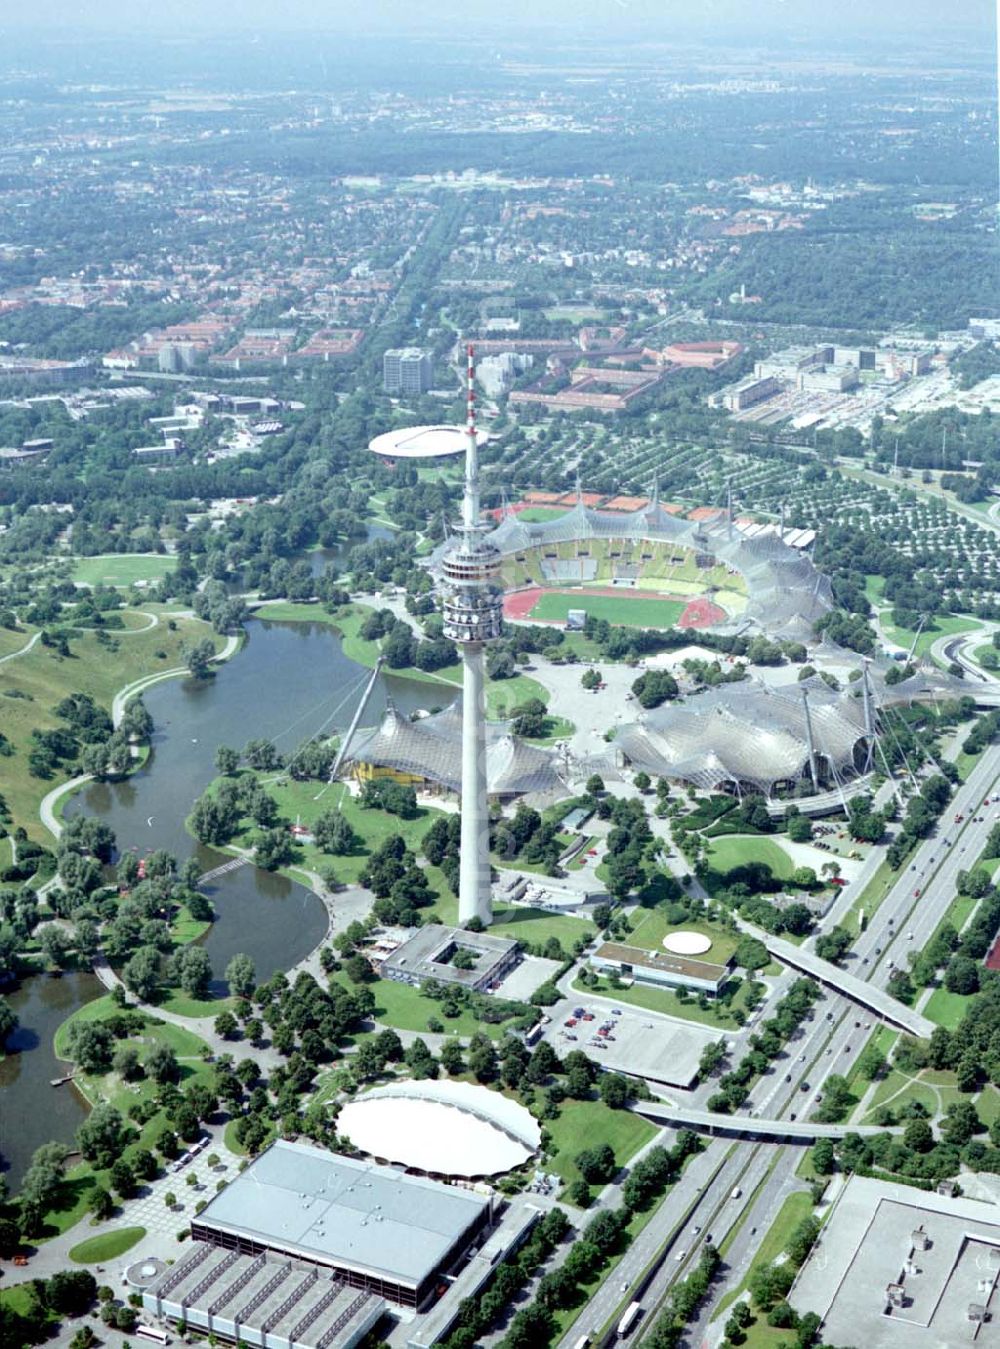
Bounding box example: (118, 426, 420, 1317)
(503, 585, 726, 629)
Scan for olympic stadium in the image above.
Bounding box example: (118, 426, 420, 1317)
(350, 488, 981, 815)
(482, 493, 834, 643)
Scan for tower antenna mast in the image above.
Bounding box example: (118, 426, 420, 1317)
(440, 343, 503, 926)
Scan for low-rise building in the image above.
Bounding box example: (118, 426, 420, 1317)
(590, 940, 731, 996)
(161, 1140, 494, 1312)
(379, 924, 521, 993)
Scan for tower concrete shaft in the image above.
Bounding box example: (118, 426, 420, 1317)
(458, 644, 492, 926)
(440, 343, 503, 927)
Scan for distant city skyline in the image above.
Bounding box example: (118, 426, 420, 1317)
(1, 0, 994, 35)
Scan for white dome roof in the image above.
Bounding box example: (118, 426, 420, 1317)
(338, 1079, 540, 1177)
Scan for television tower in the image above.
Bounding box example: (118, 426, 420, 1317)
(441, 345, 503, 926)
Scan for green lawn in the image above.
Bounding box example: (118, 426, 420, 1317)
(486, 902, 595, 950)
(573, 973, 757, 1030)
(924, 987, 973, 1030)
(224, 775, 445, 886)
(330, 974, 508, 1039)
(529, 591, 685, 630)
(71, 554, 176, 589)
(0, 609, 223, 843)
(882, 613, 982, 662)
(705, 835, 796, 881)
(862, 1066, 964, 1122)
(845, 1025, 897, 1102)
(485, 673, 549, 718)
(158, 988, 234, 1019)
(842, 857, 897, 937)
(970, 643, 1000, 673)
(69, 1225, 146, 1264)
(544, 1098, 656, 1184)
(625, 910, 739, 965)
(517, 507, 571, 522)
(977, 1085, 1000, 1126)
(864, 575, 886, 606)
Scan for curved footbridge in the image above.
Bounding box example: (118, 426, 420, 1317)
(755, 930, 935, 1039)
(631, 1099, 897, 1143)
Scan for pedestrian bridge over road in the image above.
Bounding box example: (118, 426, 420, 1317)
(632, 1099, 897, 1143)
(756, 930, 935, 1039)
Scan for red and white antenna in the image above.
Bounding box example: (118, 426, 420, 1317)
(462, 342, 480, 530)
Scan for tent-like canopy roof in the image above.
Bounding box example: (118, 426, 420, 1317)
(346, 703, 567, 798)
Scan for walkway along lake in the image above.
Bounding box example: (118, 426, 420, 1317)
(1, 617, 431, 1187)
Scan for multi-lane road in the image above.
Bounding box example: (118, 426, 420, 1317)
(557, 746, 1000, 1347)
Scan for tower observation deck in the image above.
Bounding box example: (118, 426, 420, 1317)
(441, 345, 503, 926)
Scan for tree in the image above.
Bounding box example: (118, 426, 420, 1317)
(110, 1157, 136, 1198)
(599, 1073, 629, 1109)
(67, 1020, 114, 1074)
(941, 1100, 981, 1147)
(146, 1043, 181, 1084)
(734, 937, 769, 971)
(225, 952, 256, 999)
(575, 1142, 617, 1184)
(183, 638, 216, 679)
(631, 669, 678, 709)
(113, 1044, 144, 1082)
(89, 1186, 114, 1221)
(811, 1138, 835, 1175)
(76, 1103, 129, 1167)
(122, 946, 160, 1001)
(313, 810, 358, 855)
(254, 827, 294, 871)
(171, 945, 213, 999)
(945, 955, 980, 995)
(787, 814, 813, 843)
(0, 995, 19, 1048)
(581, 668, 601, 691)
(45, 1270, 97, 1317)
(467, 1033, 498, 1083)
(903, 1117, 935, 1153)
(38, 922, 70, 967)
(215, 745, 240, 775)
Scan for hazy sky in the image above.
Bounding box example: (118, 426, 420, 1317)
(1, 0, 994, 34)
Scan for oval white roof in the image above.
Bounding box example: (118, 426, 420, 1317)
(663, 931, 713, 956)
(368, 424, 488, 459)
(338, 1079, 540, 1177)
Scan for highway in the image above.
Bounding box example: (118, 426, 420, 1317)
(557, 746, 1000, 1347)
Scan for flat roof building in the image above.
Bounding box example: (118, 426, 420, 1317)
(379, 924, 521, 993)
(721, 374, 782, 411)
(590, 940, 731, 996)
(384, 347, 432, 395)
(187, 1140, 493, 1310)
(792, 1175, 1000, 1349)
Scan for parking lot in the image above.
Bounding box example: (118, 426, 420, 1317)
(543, 997, 718, 1089)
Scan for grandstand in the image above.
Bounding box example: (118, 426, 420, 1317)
(465, 492, 833, 642)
